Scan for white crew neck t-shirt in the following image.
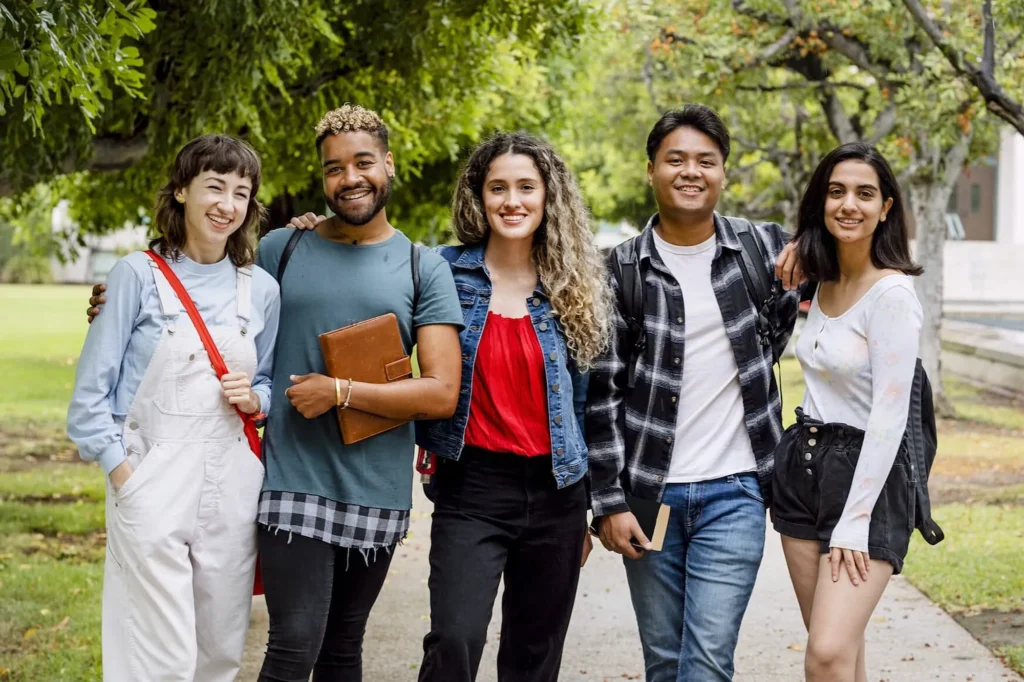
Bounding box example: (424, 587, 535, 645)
(652, 230, 757, 483)
(796, 274, 922, 553)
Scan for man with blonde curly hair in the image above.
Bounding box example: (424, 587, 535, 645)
(252, 104, 465, 680)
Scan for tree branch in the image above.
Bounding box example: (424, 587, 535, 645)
(736, 80, 868, 93)
(981, 0, 996, 76)
(642, 45, 661, 111)
(818, 83, 858, 144)
(868, 102, 898, 145)
(1004, 27, 1024, 55)
(902, 0, 1024, 134)
(85, 135, 151, 172)
(0, 134, 151, 198)
(757, 28, 799, 65)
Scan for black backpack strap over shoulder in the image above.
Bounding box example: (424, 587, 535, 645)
(733, 221, 772, 313)
(410, 242, 421, 312)
(609, 239, 645, 390)
(276, 229, 306, 283)
(725, 217, 779, 361)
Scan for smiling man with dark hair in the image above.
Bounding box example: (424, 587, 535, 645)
(586, 104, 802, 681)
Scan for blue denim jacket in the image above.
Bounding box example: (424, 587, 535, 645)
(415, 243, 589, 489)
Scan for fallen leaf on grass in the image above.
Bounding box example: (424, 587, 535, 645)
(51, 616, 70, 631)
(23, 627, 36, 640)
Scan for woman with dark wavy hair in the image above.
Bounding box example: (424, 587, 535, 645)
(68, 134, 280, 681)
(772, 142, 923, 682)
(415, 132, 612, 682)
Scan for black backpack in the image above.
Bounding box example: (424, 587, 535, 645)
(608, 218, 944, 545)
(908, 360, 944, 544)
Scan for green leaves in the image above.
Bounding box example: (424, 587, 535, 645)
(0, 0, 596, 240)
(0, 1, 154, 137)
(0, 39, 20, 72)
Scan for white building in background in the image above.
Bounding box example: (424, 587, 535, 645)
(941, 127, 1024, 313)
(49, 200, 148, 283)
(995, 127, 1024, 245)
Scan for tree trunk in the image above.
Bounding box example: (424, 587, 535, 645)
(906, 135, 971, 418)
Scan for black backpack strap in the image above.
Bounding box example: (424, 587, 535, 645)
(726, 217, 779, 361)
(609, 240, 645, 390)
(410, 242, 421, 312)
(276, 229, 306, 283)
(734, 224, 772, 313)
(908, 361, 944, 544)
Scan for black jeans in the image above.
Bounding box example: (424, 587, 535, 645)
(418, 448, 588, 682)
(257, 527, 394, 682)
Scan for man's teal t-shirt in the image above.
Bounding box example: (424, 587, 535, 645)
(255, 227, 463, 511)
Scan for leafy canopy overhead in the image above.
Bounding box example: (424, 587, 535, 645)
(0, 0, 593, 238)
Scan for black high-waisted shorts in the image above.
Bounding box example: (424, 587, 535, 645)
(771, 408, 915, 574)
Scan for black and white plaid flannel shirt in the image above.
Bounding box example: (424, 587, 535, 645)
(585, 213, 801, 517)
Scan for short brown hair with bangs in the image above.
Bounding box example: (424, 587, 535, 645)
(151, 134, 266, 267)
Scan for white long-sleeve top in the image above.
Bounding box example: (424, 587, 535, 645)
(795, 275, 922, 553)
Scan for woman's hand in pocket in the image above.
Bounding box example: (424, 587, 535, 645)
(109, 459, 134, 492)
(222, 372, 260, 414)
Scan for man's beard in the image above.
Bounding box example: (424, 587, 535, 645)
(325, 175, 393, 226)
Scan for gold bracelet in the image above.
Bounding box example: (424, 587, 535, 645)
(335, 377, 342, 407)
(341, 378, 354, 410)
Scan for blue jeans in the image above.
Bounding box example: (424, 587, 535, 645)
(623, 474, 766, 682)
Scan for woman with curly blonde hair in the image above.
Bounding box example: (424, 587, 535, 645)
(415, 131, 611, 682)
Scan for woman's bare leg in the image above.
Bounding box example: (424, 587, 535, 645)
(780, 536, 822, 630)
(805, 554, 892, 682)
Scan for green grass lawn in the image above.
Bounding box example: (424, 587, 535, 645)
(0, 285, 91, 425)
(0, 284, 102, 680)
(0, 288, 1022, 678)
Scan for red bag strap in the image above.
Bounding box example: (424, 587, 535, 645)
(145, 250, 261, 456)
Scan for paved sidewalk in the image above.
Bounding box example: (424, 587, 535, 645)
(240, 485, 1020, 681)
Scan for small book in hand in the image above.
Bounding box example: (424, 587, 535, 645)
(626, 494, 671, 551)
(318, 312, 414, 445)
(589, 493, 671, 552)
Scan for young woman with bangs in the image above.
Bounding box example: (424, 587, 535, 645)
(68, 134, 280, 682)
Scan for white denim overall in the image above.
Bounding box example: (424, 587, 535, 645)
(102, 260, 265, 682)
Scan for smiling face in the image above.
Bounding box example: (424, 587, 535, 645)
(647, 125, 725, 220)
(176, 170, 253, 250)
(823, 160, 894, 246)
(320, 131, 395, 226)
(481, 152, 547, 243)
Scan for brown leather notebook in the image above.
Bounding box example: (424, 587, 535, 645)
(318, 313, 413, 445)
